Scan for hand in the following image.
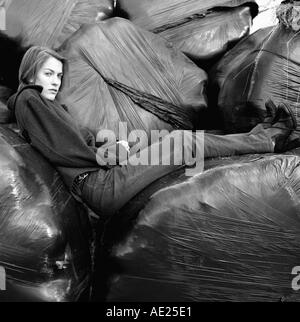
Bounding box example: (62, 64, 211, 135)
(96, 140, 130, 166)
(117, 140, 130, 152)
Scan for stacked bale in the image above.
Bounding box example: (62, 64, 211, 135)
(0, 125, 93, 302)
(97, 151, 300, 301)
(116, 0, 259, 63)
(59, 18, 208, 138)
(5, 0, 115, 48)
(1, 0, 299, 303)
(210, 1, 300, 136)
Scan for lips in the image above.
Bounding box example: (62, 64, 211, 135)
(48, 89, 58, 94)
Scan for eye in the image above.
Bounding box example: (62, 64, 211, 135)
(45, 72, 52, 77)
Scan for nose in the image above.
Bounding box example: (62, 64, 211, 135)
(51, 75, 61, 88)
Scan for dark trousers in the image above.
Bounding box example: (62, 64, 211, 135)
(78, 126, 274, 218)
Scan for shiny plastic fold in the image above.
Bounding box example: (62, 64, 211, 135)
(117, 0, 258, 62)
(100, 152, 300, 302)
(59, 18, 207, 137)
(5, 0, 115, 48)
(210, 1, 300, 133)
(0, 126, 92, 302)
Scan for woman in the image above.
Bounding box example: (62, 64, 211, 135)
(7, 46, 297, 219)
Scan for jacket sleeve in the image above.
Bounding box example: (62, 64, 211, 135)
(15, 94, 98, 168)
(79, 126, 96, 147)
(62, 104, 95, 147)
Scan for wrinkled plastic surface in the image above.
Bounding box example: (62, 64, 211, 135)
(59, 18, 207, 137)
(5, 0, 115, 48)
(117, 0, 258, 62)
(210, 8, 300, 133)
(0, 103, 9, 124)
(0, 86, 12, 123)
(209, 27, 273, 132)
(0, 125, 92, 302)
(98, 152, 300, 302)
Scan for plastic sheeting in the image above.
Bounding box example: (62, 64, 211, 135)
(210, 1, 300, 133)
(59, 18, 207, 137)
(98, 152, 300, 302)
(0, 125, 93, 302)
(5, 0, 115, 48)
(117, 0, 258, 62)
(0, 102, 9, 124)
(0, 86, 11, 123)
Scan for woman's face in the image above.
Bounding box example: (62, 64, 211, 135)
(34, 56, 63, 101)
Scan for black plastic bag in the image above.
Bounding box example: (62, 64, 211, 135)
(98, 151, 300, 302)
(117, 0, 258, 63)
(0, 125, 92, 302)
(5, 0, 115, 48)
(0, 86, 12, 123)
(59, 18, 207, 137)
(210, 1, 300, 134)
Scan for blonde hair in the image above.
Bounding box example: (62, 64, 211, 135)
(18, 46, 68, 92)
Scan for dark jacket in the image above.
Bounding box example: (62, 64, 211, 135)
(7, 85, 102, 190)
